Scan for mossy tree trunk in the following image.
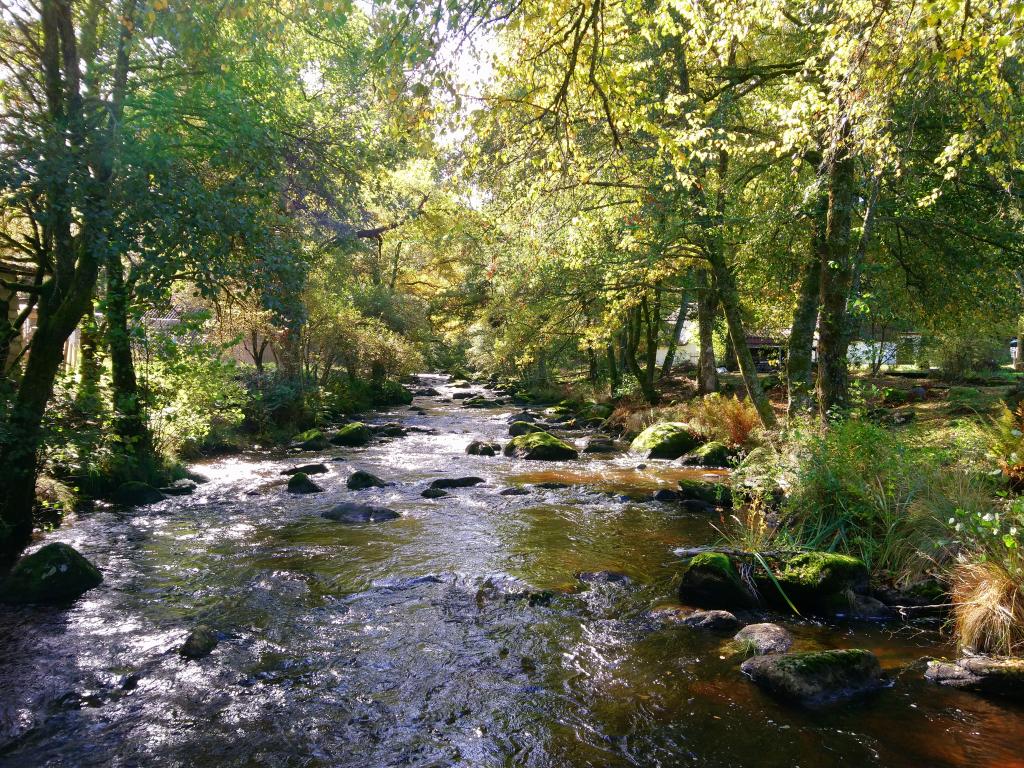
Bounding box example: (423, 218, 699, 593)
(787, 197, 824, 418)
(696, 270, 719, 394)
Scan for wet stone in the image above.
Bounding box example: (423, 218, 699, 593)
(180, 625, 218, 659)
(421, 488, 448, 499)
(741, 649, 884, 706)
(282, 463, 328, 476)
(347, 470, 386, 490)
(430, 476, 485, 489)
(322, 503, 400, 524)
(499, 487, 530, 496)
(733, 623, 793, 655)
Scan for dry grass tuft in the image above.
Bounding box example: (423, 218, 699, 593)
(951, 560, 1024, 656)
(683, 393, 761, 447)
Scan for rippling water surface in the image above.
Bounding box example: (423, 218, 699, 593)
(2, 375, 1023, 767)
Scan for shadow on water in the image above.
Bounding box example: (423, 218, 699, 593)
(2, 373, 1024, 767)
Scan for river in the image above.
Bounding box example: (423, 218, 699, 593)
(1, 374, 1022, 767)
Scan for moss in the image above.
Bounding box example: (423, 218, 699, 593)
(503, 431, 579, 460)
(292, 428, 324, 442)
(677, 478, 732, 507)
(630, 422, 702, 459)
(287, 472, 322, 494)
(330, 422, 372, 446)
(509, 421, 545, 437)
(757, 551, 868, 614)
(741, 649, 883, 705)
(687, 441, 734, 467)
(678, 552, 754, 609)
(0, 543, 103, 604)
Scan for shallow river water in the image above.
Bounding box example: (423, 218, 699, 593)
(2, 375, 1023, 767)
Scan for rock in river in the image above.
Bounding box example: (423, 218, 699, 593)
(582, 436, 616, 453)
(347, 470, 386, 490)
(330, 422, 372, 447)
(180, 625, 218, 659)
(925, 656, 1024, 699)
(0, 543, 103, 604)
(322, 503, 400, 524)
(113, 481, 165, 506)
(509, 420, 544, 437)
(630, 422, 703, 459)
(678, 551, 755, 609)
(287, 472, 322, 494)
(466, 440, 501, 456)
(430, 476, 486, 489)
(733, 623, 793, 655)
(503, 431, 579, 461)
(741, 649, 884, 706)
(421, 488, 448, 499)
(282, 463, 329, 476)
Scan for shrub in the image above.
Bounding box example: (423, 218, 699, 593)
(948, 498, 1024, 655)
(683, 393, 761, 448)
(985, 402, 1024, 492)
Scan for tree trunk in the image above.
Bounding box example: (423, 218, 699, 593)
(606, 344, 619, 396)
(106, 259, 154, 475)
(787, 199, 824, 418)
(1017, 315, 1024, 372)
(624, 304, 659, 404)
(816, 136, 856, 419)
(706, 249, 777, 428)
(660, 286, 690, 379)
(696, 271, 719, 394)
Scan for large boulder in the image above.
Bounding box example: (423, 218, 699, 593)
(0, 543, 103, 604)
(509, 420, 544, 437)
(113, 481, 165, 507)
(757, 552, 869, 614)
(503, 431, 579, 461)
(678, 552, 754, 609)
(330, 423, 372, 447)
(630, 423, 703, 459)
(322, 502, 400, 523)
(740, 649, 884, 705)
(733, 623, 794, 656)
(582, 436, 616, 454)
(347, 470, 386, 490)
(925, 656, 1024, 699)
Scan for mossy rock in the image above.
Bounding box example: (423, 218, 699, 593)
(287, 472, 322, 494)
(330, 422, 372, 447)
(677, 478, 732, 507)
(630, 422, 703, 459)
(740, 649, 883, 705)
(113, 481, 165, 507)
(466, 440, 501, 456)
(682, 441, 735, 468)
(503, 431, 579, 461)
(584, 402, 614, 420)
(293, 428, 324, 443)
(292, 428, 330, 450)
(509, 421, 544, 438)
(758, 552, 868, 613)
(678, 552, 754, 609)
(0, 543, 103, 604)
(347, 470, 385, 490)
(925, 656, 1024, 699)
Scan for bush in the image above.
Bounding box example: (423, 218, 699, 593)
(985, 402, 1024, 492)
(948, 498, 1024, 655)
(682, 393, 761, 448)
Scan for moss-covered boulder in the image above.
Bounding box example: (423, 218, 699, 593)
(677, 478, 732, 507)
(330, 422, 372, 447)
(925, 656, 1024, 699)
(630, 422, 703, 459)
(681, 441, 735, 468)
(584, 402, 614, 420)
(113, 481, 165, 507)
(0, 543, 103, 604)
(287, 472, 322, 494)
(678, 552, 754, 609)
(180, 625, 218, 659)
(466, 440, 501, 456)
(509, 420, 544, 437)
(503, 431, 579, 461)
(758, 552, 869, 614)
(292, 428, 330, 450)
(740, 649, 884, 705)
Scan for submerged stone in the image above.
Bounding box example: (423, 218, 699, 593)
(575, 570, 630, 585)
(503, 431, 579, 461)
(630, 423, 703, 459)
(499, 487, 530, 496)
(180, 625, 218, 659)
(113, 481, 165, 506)
(347, 470, 386, 490)
(0, 543, 103, 604)
(741, 649, 884, 705)
(322, 502, 400, 524)
(330, 422, 372, 447)
(421, 488, 448, 498)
